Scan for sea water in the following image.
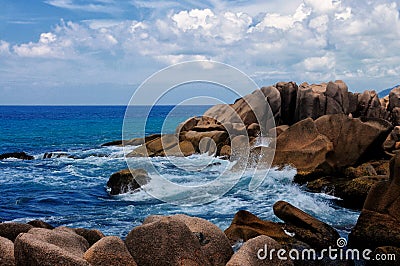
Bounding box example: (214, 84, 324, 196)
(0, 106, 359, 239)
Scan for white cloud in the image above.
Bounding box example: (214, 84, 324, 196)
(250, 3, 311, 31)
(45, 0, 121, 14)
(172, 9, 216, 33)
(0, 40, 11, 55)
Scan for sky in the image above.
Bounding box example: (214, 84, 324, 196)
(0, 0, 400, 105)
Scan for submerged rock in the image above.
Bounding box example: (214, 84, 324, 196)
(0, 152, 34, 160)
(107, 168, 150, 195)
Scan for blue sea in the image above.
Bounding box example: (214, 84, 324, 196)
(0, 106, 359, 238)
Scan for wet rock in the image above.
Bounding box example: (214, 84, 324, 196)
(83, 236, 137, 266)
(343, 163, 377, 179)
(107, 168, 150, 195)
(144, 214, 233, 266)
(224, 210, 293, 245)
(125, 216, 211, 266)
(73, 228, 105, 247)
(338, 175, 389, 209)
(226, 235, 294, 266)
(0, 222, 33, 241)
(101, 140, 123, 146)
(0, 152, 34, 160)
(0, 236, 15, 266)
(273, 201, 340, 250)
(247, 123, 260, 137)
(220, 145, 231, 158)
(27, 219, 54, 229)
(164, 140, 195, 157)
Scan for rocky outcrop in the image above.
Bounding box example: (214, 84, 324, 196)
(0, 152, 34, 160)
(107, 168, 150, 195)
(83, 236, 137, 266)
(226, 235, 294, 266)
(276, 114, 392, 180)
(349, 152, 400, 251)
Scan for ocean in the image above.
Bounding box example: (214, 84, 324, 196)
(0, 106, 359, 239)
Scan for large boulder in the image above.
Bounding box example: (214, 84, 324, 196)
(182, 130, 229, 153)
(14, 228, 90, 266)
(107, 168, 150, 195)
(0, 236, 15, 266)
(226, 235, 294, 266)
(388, 85, 400, 112)
(349, 153, 400, 250)
(314, 114, 392, 169)
(0, 222, 33, 241)
(83, 236, 137, 266)
(272, 118, 333, 173)
(27, 220, 54, 230)
(125, 216, 211, 266)
(273, 201, 340, 250)
(144, 214, 233, 266)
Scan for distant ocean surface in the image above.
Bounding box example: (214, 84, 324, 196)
(0, 106, 359, 238)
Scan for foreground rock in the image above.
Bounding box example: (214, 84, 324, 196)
(83, 236, 137, 266)
(14, 227, 90, 265)
(107, 168, 150, 195)
(226, 235, 294, 266)
(125, 216, 212, 266)
(0, 236, 15, 266)
(0, 152, 34, 160)
(144, 214, 233, 266)
(349, 152, 400, 250)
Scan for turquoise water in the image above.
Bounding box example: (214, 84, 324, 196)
(0, 106, 359, 238)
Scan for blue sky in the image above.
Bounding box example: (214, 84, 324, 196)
(1, 0, 400, 104)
